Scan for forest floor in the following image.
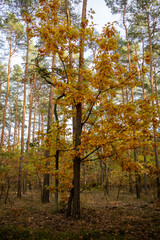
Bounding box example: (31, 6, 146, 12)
(0, 189, 160, 239)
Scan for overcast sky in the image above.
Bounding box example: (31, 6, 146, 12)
(10, 0, 123, 64)
(87, 0, 121, 32)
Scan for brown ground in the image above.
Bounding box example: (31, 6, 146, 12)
(0, 189, 160, 239)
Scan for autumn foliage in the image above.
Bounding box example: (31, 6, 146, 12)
(0, 0, 159, 219)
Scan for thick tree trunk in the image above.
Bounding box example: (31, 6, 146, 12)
(54, 149, 59, 212)
(71, 0, 87, 219)
(54, 102, 59, 212)
(42, 55, 55, 203)
(72, 102, 82, 219)
(65, 0, 76, 217)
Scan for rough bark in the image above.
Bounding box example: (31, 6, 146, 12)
(72, 0, 87, 219)
(54, 102, 59, 212)
(42, 55, 55, 203)
(65, 0, 76, 217)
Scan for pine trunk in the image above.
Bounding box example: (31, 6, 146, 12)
(26, 76, 33, 154)
(32, 77, 36, 142)
(8, 98, 11, 148)
(0, 33, 12, 148)
(146, 9, 160, 198)
(123, 2, 140, 198)
(13, 82, 19, 147)
(17, 23, 29, 198)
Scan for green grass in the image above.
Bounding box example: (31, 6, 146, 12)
(0, 226, 128, 240)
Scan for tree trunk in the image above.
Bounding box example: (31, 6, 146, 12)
(17, 120, 20, 148)
(129, 172, 133, 194)
(54, 101, 60, 212)
(26, 76, 33, 154)
(37, 94, 41, 148)
(104, 164, 110, 195)
(0, 77, 1, 101)
(54, 149, 59, 212)
(42, 55, 55, 203)
(100, 160, 104, 187)
(8, 98, 11, 148)
(17, 22, 29, 199)
(24, 75, 33, 193)
(146, 8, 160, 198)
(13, 82, 19, 147)
(71, 0, 87, 219)
(142, 39, 148, 193)
(32, 77, 36, 142)
(0, 33, 12, 148)
(65, 0, 76, 217)
(41, 86, 45, 138)
(123, 2, 140, 198)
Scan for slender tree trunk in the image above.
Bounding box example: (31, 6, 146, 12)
(0, 33, 12, 148)
(146, 8, 160, 198)
(17, 120, 20, 148)
(32, 77, 36, 142)
(154, 64, 159, 110)
(123, 1, 140, 198)
(32, 101, 36, 142)
(24, 75, 33, 193)
(65, 0, 76, 216)
(0, 77, 2, 101)
(129, 172, 133, 194)
(54, 103, 59, 212)
(26, 76, 33, 154)
(8, 98, 11, 148)
(37, 94, 41, 148)
(104, 163, 110, 195)
(13, 82, 19, 147)
(42, 55, 55, 203)
(142, 39, 148, 193)
(100, 160, 104, 187)
(17, 23, 29, 198)
(41, 86, 45, 139)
